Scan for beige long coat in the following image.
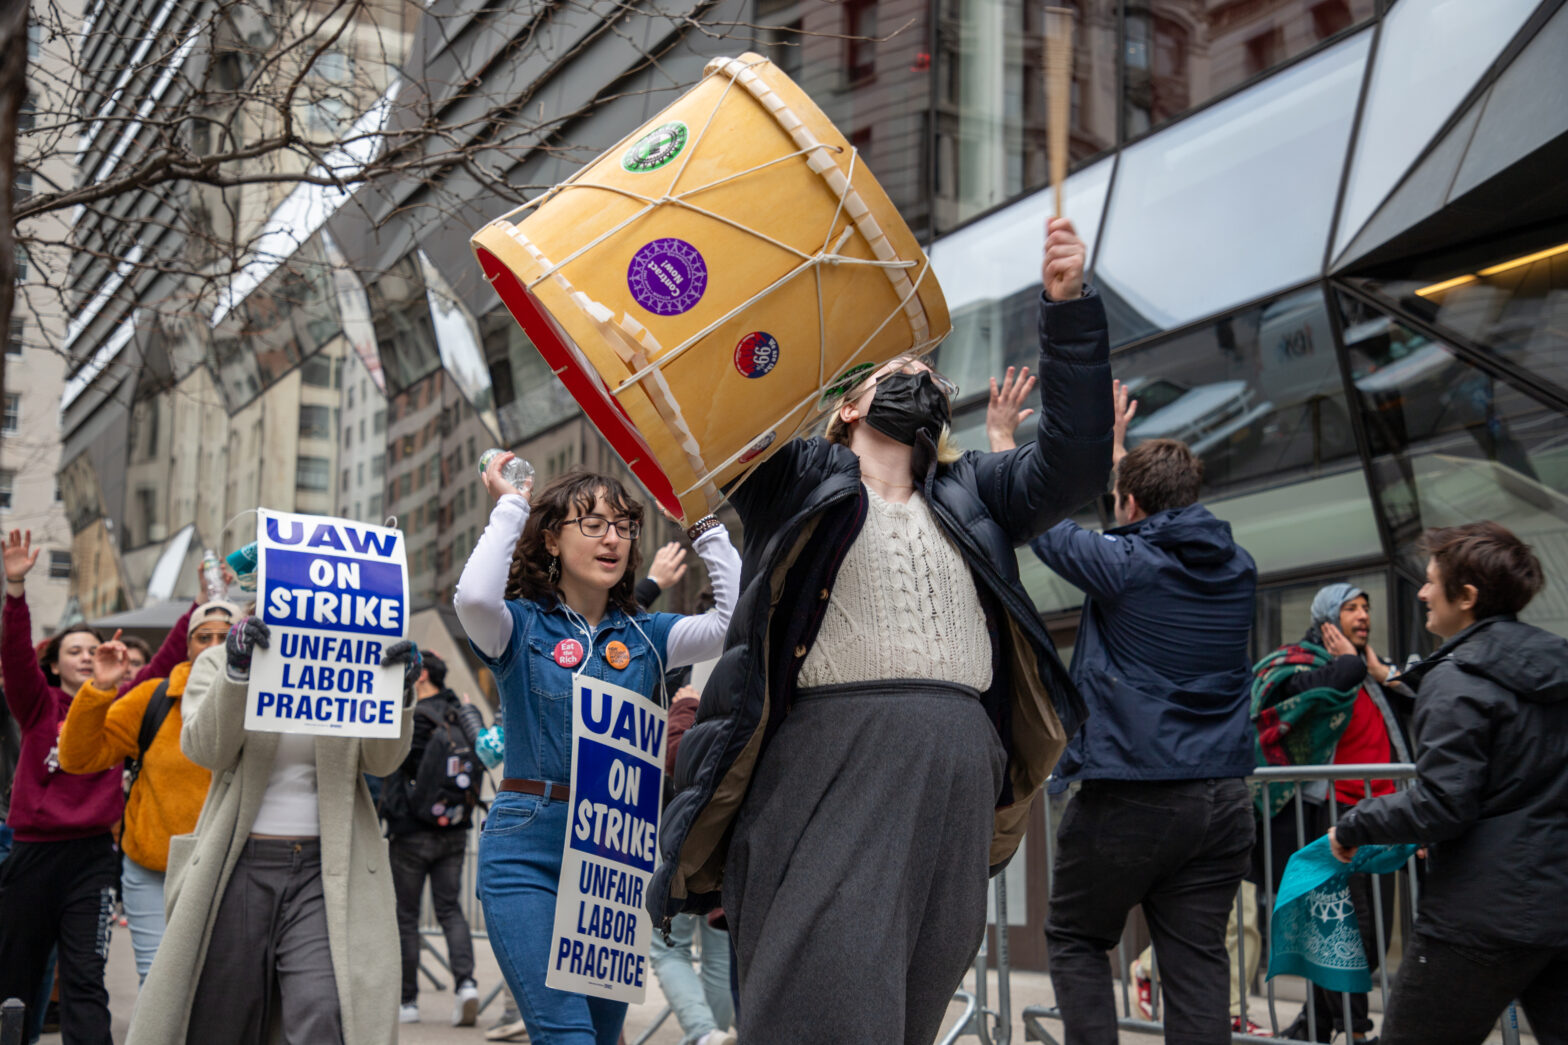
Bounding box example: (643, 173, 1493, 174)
(127, 644, 412, 1045)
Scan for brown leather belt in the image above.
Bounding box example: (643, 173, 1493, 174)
(499, 778, 571, 801)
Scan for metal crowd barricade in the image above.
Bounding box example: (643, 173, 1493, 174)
(1022, 764, 1530, 1045)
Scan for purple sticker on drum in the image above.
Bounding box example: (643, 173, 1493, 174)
(627, 238, 708, 316)
(733, 332, 780, 378)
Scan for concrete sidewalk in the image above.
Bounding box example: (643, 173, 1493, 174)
(42, 925, 1534, 1044)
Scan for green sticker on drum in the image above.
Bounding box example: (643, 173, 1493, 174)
(622, 122, 689, 173)
(819, 362, 877, 407)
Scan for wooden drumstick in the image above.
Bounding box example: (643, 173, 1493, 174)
(1044, 6, 1075, 220)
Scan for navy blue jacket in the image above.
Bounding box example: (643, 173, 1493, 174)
(1032, 504, 1257, 783)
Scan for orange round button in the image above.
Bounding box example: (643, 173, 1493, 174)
(605, 641, 631, 670)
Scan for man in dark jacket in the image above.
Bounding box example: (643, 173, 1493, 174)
(1025, 388, 1258, 1045)
(1330, 522, 1567, 1045)
(383, 652, 486, 1027)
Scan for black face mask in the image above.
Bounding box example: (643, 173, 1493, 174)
(862, 371, 951, 446)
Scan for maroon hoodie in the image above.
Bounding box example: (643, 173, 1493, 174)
(2, 593, 193, 843)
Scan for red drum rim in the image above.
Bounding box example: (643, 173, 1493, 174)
(476, 244, 683, 517)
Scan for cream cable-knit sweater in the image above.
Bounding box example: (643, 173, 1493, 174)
(800, 488, 993, 691)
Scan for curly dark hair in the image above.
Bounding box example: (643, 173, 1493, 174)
(41, 624, 104, 686)
(504, 470, 645, 616)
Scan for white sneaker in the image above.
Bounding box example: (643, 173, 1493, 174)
(399, 1003, 421, 1024)
(454, 981, 480, 1027)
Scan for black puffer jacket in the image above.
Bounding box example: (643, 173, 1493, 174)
(648, 290, 1113, 923)
(1335, 616, 1568, 948)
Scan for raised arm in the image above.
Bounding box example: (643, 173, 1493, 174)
(969, 220, 1114, 544)
(1030, 519, 1136, 602)
(2, 530, 49, 731)
(129, 601, 195, 693)
(664, 520, 742, 668)
(454, 494, 530, 659)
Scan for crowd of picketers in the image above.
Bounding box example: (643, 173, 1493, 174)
(0, 217, 1562, 1045)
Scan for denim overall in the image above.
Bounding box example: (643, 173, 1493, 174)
(473, 599, 677, 1045)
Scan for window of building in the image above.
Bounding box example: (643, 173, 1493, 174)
(14, 170, 31, 203)
(3, 393, 19, 432)
(296, 456, 331, 492)
(27, 21, 40, 58)
(0, 470, 12, 510)
(6, 317, 22, 356)
(359, 417, 366, 442)
(357, 461, 364, 485)
(136, 487, 157, 544)
(371, 453, 385, 478)
(14, 245, 26, 283)
(343, 426, 351, 449)
(298, 404, 333, 441)
(368, 493, 383, 520)
(373, 409, 386, 434)
(843, 0, 877, 83)
(347, 385, 355, 409)
(341, 468, 350, 493)
(301, 353, 333, 387)
(1123, 0, 1374, 139)
(1098, 32, 1369, 339)
(17, 99, 33, 133)
(49, 551, 71, 580)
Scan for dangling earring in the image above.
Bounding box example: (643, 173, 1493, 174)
(548, 556, 559, 586)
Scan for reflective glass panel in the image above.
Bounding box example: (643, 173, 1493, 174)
(757, 0, 934, 235)
(1348, 240, 1568, 396)
(480, 309, 579, 445)
(1111, 286, 1360, 493)
(1124, 0, 1373, 138)
(1096, 32, 1369, 340)
(364, 254, 442, 395)
(930, 157, 1113, 403)
(1333, 0, 1539, 258)
(1337, 292, 1568, 639)
(418, 250, 500, 439)
(1208, 470, 1382, 576)
(932, 0, 1118, 233)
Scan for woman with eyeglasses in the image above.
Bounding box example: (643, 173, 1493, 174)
(454, 467, 739, 1045)
(648, 218, 1113, 1044)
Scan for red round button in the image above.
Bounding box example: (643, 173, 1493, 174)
(553, 639, 584, 668)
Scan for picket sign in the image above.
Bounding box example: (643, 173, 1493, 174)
(245, 508, 410, 739)
(546, 673, 667, 1003)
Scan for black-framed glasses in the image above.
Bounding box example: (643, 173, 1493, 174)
(561, 514, 641, 540)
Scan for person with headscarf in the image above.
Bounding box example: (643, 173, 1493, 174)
(1251, 582, 1410, 1042)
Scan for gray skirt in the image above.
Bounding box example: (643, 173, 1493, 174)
(723, 679, 1007, 1045)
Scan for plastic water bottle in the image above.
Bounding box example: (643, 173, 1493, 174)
(478, 448, 534, 491)
(476, 725, 505, 770)
(200, 549, 226, 602)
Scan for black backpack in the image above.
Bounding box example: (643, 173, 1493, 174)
(395, 702, 483, 828)
(122, 678, 174, 797)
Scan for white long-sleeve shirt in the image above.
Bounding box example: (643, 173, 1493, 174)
(453, 494, 740, 666)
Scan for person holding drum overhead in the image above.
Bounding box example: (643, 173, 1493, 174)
(454, 466, 739, 1045)
(649, 217, 1112, 1044)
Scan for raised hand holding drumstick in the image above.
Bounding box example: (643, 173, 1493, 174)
(1042, 217, 1086, 301)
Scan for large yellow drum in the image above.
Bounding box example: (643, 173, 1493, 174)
(471, 53, 950, 522)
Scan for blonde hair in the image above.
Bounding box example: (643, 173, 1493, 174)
(822, 365, 963, 466)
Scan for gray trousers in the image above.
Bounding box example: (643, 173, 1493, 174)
(186, 838, 343, 1045)
(724, 681, 1006, 1045)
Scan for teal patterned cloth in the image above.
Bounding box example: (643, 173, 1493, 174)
(1268, 835, 1418, 993)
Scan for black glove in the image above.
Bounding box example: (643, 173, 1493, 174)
(381, 640, 422, 689)
(225, 616, 271, 680)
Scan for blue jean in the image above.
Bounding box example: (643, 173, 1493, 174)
(649, 913, 733, 1044)
(477, 791, 626, 1045)
(120, 854, 166, 983)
